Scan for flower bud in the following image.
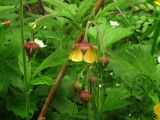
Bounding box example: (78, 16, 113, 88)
(87, 76, 97, 86)
(24, 41, 39, 59)
(79, 91, 92, 103)
(98, 56, 109, 67)
(72, 81, 82, 91)
(29, 22, 36, 29)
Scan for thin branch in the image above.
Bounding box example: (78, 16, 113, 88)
(37, 0, 104, 120)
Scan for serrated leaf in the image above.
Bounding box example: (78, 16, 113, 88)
(102, 88, 130, 112)
(76, 0, 95, 22)
(45, 0, 76, 18)
(109, 46, 158, 81)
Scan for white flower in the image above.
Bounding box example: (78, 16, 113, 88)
(110, 21, 119, 28)
(34, 39, 47, 48)
(158, 56, 160, 64)
(99, 84, 102, 88)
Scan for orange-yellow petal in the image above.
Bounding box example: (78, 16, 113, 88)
(154, 104, 160, 118)
(83, 48, 97, 64)
(155, 0, 160, 6)
(69, 47, 83, 62)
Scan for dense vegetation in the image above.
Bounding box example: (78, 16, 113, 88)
(1, 0, 160, 120)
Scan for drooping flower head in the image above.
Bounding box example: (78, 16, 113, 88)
(154, 104, 160, 119)
(24, 41, 39, 59)
(69, 42, 97, 64)
(155, 0, 160, 6)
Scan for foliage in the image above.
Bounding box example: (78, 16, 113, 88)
(0, 0, 160, 120)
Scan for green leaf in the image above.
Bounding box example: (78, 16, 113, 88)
(28, 0, 38, 4)
(32, 49, 68, 78)
(31, 76, 54, 85)
(89, 22, 133, 48)
(0, 59, 21, 95)
(104, 27, 133, 47)
(151, 20, 160, 55)
(0, 0, 17, 4)
(102, 88, 130, 112)
(0, 6, 14, 13)
(100, 0, 145, 16)
(148, 91, 159, 104)
(7, 94, 36, 118)
(45, 0, 76, 18)
(76, 0, 95, 22)
(0, 27, 21, 95)
(101, 0, 129, 15)
(0, 27, 21, 60)
(109, 45, 158, 81)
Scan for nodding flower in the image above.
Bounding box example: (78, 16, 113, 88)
(69, 42, 97, 64)
(24, 41, 39, 59)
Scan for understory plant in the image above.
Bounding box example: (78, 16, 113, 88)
(0, 0, 160, 120)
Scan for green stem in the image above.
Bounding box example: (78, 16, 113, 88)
(116, 7, 129, 25)
(34, 14, 84, 32)
(88, 100, 92, 120)
(91, 21, 105, 55)
(30, 29, 34, 41)
(88, 85, 92, 120)
(83, 21, 92, 42)
(71, 92, 78, 118)
(20, 0, 29, 120)
(98, 73, 101, 111)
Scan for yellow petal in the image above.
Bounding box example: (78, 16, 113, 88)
(83, 48, 97, 64)
(155, 0, 160, 6)
(69, 47, 83, 62)
(154, 104, 160, 118)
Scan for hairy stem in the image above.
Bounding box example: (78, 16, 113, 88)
(20, 0, 30, 120)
